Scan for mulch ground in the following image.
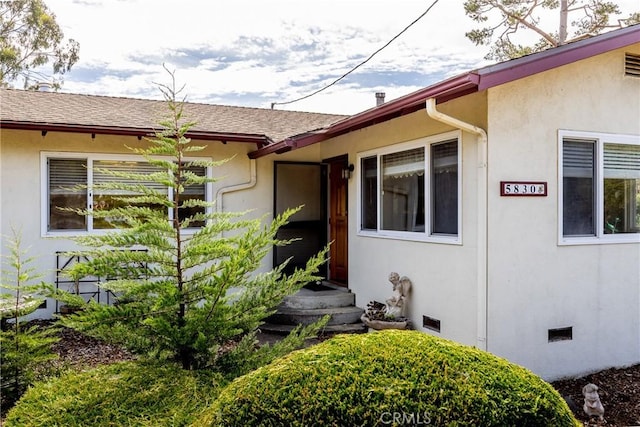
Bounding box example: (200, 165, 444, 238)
(15, 322, 640, 425)
(551, 364, 640, 426)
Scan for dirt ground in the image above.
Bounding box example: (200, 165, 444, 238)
(17, 324, 640, 425)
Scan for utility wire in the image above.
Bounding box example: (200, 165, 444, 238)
(271, 0, 441, 109)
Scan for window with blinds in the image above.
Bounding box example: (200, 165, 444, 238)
(562, 140, 596, 236)
(560, 132, 640, 240)
(432, 140, 458, 235)
(92, 160, 168, 229)
(382, 147, 425, 232)
(46, 155, 208, 232)
(603, 143, 640, 234)
(357, 131, 460, 241)
(48, 158, 87, 231)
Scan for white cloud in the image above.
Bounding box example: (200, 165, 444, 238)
(44, 0, 640, 114)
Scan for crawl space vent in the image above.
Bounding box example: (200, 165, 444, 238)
(625, 53, 640, 77)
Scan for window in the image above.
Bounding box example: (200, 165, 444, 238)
(43, 153, 209, 234)
(358, 132, 461, 242)
(559, 131, 640, 243)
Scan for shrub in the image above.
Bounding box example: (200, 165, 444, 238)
(196, 330, 580, 426)
(60, 71, 328, 372)
(1, 229, 59, 407)
(4, 361, 224, 427)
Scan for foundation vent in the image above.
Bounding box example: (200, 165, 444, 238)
(548, 326, 572, 342)
(625, 53, 640, 77)
(423, 315, 441, 333)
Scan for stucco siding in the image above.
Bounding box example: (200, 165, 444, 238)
(0, 129, 281, 318)
(486, 44, 640, 379)
(311, 93, 488, 346)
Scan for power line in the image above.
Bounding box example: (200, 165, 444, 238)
(271, 0, 441, 109)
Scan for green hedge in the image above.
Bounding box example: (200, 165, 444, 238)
(5, 361, 225, 427)
(196, 330, 579, 426)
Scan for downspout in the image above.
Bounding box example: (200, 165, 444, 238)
(215, 159, 257, 212)
(425, 98, 488, 351)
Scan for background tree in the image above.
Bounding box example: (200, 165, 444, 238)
(0, 0, 79, 89)
(464, 0, 640, 60)
(61, 70, 328, 374)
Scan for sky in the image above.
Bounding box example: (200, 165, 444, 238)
(39, 0, 640, 115)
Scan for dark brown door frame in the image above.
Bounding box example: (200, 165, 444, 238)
(324, 154, 349, 285)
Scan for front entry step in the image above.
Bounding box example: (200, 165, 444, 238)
(260, 322, 366, 335)
(263, 283, 366, 335)
(268, 305, 364, 326)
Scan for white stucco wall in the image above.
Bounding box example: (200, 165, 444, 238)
(300, 94, 489, 348)
(0, 129, 288, 318)
(486, 44, 640, 379)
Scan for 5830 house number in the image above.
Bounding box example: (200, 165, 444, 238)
(500, 181, 547, 196)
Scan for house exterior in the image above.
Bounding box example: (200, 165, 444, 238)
(1, 25, 639, 380)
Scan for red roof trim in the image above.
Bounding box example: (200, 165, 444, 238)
(248, 73, 481, 158)
(248, 25, 640, 159)
(476, 24, 640, 90)
(0, 121, 271, 146)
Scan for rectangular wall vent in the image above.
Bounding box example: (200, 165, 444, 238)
(625, 53, 640, 77)
(548, 326, 572, 342)
(423, 315, 441, 333)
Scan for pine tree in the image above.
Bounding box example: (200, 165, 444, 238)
(464, 0, 640, 60)
(60, 70, 328, 373)
(0, 228, 58, 407)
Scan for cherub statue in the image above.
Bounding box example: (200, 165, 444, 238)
(385, 272, 411, 318)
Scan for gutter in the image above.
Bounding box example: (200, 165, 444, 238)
(215, 158, 257, 212)
(425, 98, 488, 352)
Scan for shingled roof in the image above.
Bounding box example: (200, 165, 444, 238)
(0, 89, 346, 147)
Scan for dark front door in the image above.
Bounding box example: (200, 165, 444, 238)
(326, 155, 349, 285)
(273, 162, 327, 278)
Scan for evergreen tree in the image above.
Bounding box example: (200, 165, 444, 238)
(0, 228, 58, 407)
(60, 71, 328, 373)
(464, 0, 640, 60)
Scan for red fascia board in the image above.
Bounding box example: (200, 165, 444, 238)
(477, 26, 640, 90)
(326, 73, 480, 135)
(0, 121, 270, 146)
(248, 139, 295, 159)
(248, 73, 480, 158)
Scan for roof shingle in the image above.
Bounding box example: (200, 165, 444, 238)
(0, 89, 346, 143)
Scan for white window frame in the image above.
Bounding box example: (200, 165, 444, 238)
(356, 131, 462, 244)
(558, 130, 640, 245)
(41, 151, 213, 237)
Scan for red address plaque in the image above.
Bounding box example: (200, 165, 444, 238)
(500, 181, 547, 196)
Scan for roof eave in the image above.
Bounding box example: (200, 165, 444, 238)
(0, 121, 272, 146)
(476, 24, 640, 90)
(248, 73, 480, 159)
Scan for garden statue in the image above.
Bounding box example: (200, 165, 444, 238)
(361, 272, 412, 331)
(582, 383, 604, 421)
(385, 272, 411, 318)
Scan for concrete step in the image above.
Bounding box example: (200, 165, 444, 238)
(267, 305, 364, 326)
(260, 322, 367, 336)
(280, 289, 355, 310)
